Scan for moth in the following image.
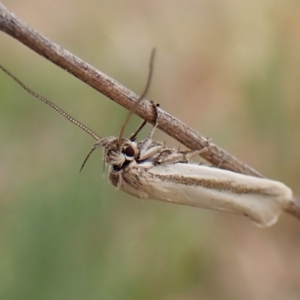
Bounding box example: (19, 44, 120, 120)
(0, 54, 294, 227)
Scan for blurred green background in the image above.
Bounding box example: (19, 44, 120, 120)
(1, 1, 300, 299)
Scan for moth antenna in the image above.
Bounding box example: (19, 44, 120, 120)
(102, 155, 106, 175)
(79, 146, 97, 172)
(0, 65, 101, 141)
(80, 139, 105, 172)
(118, 48, 156, 144)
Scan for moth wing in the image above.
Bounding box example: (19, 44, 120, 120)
(147, 164, 293, 227)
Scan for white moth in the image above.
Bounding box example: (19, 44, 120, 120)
(0, 60, 294, 228)
(87, 121, 292, 228)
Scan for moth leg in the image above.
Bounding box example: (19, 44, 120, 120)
(138, 101, 160, 159)
(139, 144, 164, 161)
(145, 101, 159, 141)
(155, 151, 188, 165)
(185, 148, 209, 160)
(129, 101, 159, 142)
(185, 138, 212, 161)
(155, 139, 212, 165)
(129, 120, 147, 141)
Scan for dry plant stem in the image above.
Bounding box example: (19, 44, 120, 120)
(284, 200, 300, 220)
(0, 3, 259, 177)
(0, 2, 299, 221)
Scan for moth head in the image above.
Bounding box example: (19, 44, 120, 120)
(80, 137, 139, 172)
(105, 138, 138, 169)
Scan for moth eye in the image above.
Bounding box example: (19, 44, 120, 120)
(123, 145, 135, 157)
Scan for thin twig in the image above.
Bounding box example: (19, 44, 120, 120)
(0, 3, 259, 176)
(0, 2, 299, 221)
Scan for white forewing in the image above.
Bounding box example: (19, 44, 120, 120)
(147, 164, 293, 227)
